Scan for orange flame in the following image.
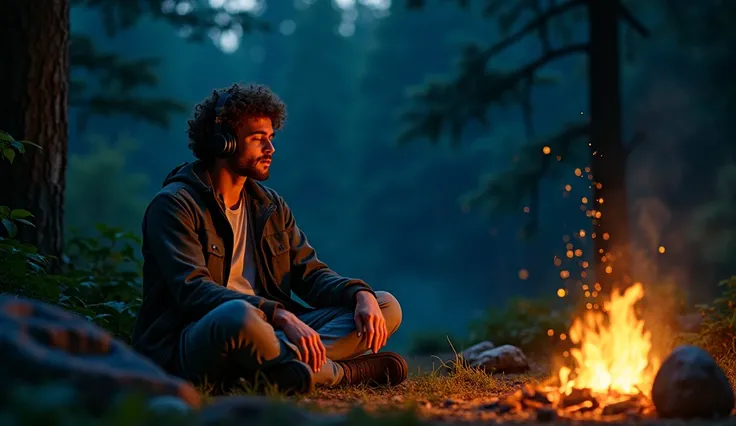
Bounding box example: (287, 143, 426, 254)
(557, 283, 660, 399)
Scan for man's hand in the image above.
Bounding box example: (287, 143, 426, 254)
(273, 308, 326, 372)
(354, 291, 387, 353)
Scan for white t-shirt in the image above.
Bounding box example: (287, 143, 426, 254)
(224, 195, 259, 296)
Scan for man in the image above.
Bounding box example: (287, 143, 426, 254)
(132, 83, 407, 395)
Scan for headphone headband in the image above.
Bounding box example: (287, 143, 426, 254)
(210, 92, 237, 157)
(214, 92, 231, 127)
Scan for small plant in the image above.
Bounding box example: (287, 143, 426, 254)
(692, 276, 736, 357)
(0, 130, 41, 164)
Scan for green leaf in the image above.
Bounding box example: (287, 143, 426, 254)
(14, 218, 35, 227)
(2, 219, 18, 237)
(102, 301, 127, 313)
(10, 209, 33, 219)
(0, 131, 14, 142)
(0, 206, 9, 218)
(19, 140, 41, 149)
(10, 140, 25, 153)
(3, 148, 15, 163)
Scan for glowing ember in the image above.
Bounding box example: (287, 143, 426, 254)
(549, 283, 661, 406)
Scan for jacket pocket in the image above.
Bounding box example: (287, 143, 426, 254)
(205, 234, 226, 285)
(263, 231, 290, 285)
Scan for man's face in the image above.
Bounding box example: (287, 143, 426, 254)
(228, 116, 275, 181)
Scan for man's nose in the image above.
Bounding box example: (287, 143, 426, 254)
(264, 139, 275, 155)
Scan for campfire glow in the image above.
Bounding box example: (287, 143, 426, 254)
(545, 282, 661, 409)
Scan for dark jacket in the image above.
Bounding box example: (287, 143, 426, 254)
(131, 161, 374, 369)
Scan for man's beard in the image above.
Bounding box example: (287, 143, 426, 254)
(229, 155, 271, 181)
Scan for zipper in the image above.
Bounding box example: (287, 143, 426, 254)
(253, 203, 277, 294)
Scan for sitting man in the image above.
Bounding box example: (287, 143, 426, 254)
(132, 83, 407, 394)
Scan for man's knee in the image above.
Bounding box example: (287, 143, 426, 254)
(207, 300, 277, 351)
(375, 291, 402, 334)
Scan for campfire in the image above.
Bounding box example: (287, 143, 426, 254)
(489, 282, 663, 420)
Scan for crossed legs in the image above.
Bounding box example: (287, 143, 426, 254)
(174, 291, 402, 388)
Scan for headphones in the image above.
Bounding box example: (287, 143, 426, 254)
(209, 92, 238, 157)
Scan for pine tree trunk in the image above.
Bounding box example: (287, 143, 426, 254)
(0, 0, 70, 262)
(588, 0, 631, 295)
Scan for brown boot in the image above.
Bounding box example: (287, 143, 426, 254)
(336, 352, 408, 387)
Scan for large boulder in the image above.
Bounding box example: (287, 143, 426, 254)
(652, 345, 734, 419)
(0, 295, 201, 415)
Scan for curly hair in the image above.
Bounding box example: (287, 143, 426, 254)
(186, 83, 287, 161)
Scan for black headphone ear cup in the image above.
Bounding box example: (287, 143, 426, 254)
(209, 133, 228, 157)
(223, 133, 237, 157)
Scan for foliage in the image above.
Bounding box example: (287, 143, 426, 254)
(65, 134, 150, 237)
(0, 130, 42, 166)
(69, 0, 270, 130)
(70, 35, 187, 131)
(0, 225, 143, 343)
(0, 131, 142, 343)
(467, 296, 572, 356)
(689, 163, 736, 265)
(691, 276, 736, 358)
(71, 0, 271, 39)
(397, 0, 648, 240)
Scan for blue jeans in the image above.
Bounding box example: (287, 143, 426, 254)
(174, 291, 402, 387)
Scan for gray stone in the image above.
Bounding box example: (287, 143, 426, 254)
(0, 295, 201, 415)
(468, 344, 530, 373)
(461, 340, 495, 362)
(652, 345, 735, 419)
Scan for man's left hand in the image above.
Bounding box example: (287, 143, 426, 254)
(354, 291, 387, 353)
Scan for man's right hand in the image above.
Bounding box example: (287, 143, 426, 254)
(273, 308, 326, 372)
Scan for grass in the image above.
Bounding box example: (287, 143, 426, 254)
(209, 350, 551, 421)
(201, 334, 736, 423)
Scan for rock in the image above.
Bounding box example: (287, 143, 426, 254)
(0, 295, 201, 415)
(468, 344, 530, 373)
(461, 340, 495, 363)
(198, 396, 342, 426)
(652, 345, 735, 419)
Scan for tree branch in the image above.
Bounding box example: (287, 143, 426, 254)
(479, 0, 588, 62)
(483, 43, 589, 100)
(618, 2, 651, 38)
(461, 122, 590, 219)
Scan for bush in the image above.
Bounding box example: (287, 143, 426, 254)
(467, 296, 573, 356)
(691, 275, 736, 358)
(0, 130, 142, 343)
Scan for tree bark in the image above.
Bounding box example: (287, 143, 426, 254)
(0, 0, 70, 261)
(587, 0, 631, 295)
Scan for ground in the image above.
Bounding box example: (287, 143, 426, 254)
(217, 352, 736, 425)
(296, 354, 551, 422)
